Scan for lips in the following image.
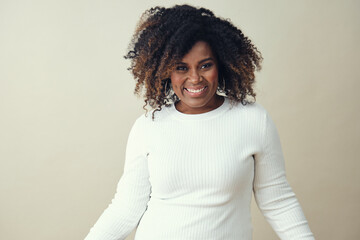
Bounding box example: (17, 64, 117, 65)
(183, 86, 208, 97)
(184, 86, 207, 93)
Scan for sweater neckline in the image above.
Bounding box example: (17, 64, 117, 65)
(167, 96, 229, 121)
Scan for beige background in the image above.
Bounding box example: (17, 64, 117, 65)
(0, 0, 359, 239)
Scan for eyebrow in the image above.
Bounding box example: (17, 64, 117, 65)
(176, 57, 215, 65)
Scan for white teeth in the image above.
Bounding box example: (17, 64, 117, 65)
(186, 87, 206, 93)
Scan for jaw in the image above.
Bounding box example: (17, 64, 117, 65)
(176, 89, 222, 114)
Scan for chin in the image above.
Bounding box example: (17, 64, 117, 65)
(184, 99, 213, 109)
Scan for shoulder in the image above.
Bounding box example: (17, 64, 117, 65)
(228, 100, 268, 120)
(226, 101, 274, 139)
(133, 105, 173, 126)
(236, 102, 281, 144)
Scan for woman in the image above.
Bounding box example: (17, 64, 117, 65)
(85, 5, 314, 240)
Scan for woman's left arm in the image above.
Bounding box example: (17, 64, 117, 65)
(253, 111, 315, 240)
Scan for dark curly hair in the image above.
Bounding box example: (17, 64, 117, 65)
(124, 4, 262, 118)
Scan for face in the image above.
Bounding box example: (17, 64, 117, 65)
(170, 41, 223, 114)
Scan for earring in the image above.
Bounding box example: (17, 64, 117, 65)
(164, 79, 169, 94)
(218, 73, 226, 92)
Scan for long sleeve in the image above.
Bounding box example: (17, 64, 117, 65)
(85, 117, 151, 240)
(253, 111, 315, 240)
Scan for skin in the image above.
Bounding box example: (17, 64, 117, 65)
(170, 41, 224, 114)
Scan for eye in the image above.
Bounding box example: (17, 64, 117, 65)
(200, 62, 213, 69)
(176, 65, 188, 71)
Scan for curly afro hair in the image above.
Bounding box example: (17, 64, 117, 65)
(124, 4, 262, 118)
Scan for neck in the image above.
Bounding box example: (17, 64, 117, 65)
(175, 95, 225, 114)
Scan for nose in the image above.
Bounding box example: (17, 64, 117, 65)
(188, 69, 201, 83)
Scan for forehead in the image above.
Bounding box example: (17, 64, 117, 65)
(181, 41, 215, 62)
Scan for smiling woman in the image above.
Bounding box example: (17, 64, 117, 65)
(170, 41, 223, 114)
(84, 4, 315, 240)
(122, 4, 263, 120)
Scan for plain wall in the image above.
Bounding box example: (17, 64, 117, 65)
(0, 0, 359, 239)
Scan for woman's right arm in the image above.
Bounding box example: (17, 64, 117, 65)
(85, 117, 151, 240)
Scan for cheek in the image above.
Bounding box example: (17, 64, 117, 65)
(170, 74, 183, 92)
(207, 69, 219, 86)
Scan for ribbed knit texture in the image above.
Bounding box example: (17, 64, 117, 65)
(85, 97, 314, 240)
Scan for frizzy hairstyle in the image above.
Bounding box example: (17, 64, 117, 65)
(124, 4, 262, 119)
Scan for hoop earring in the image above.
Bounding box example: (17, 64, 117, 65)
(218, 74, 225, 92)
(164, 79, 169, 95)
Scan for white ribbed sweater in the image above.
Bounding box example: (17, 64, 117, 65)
(85, 97, 314, 240)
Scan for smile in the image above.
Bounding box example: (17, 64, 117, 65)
(185, 86, 207, 93)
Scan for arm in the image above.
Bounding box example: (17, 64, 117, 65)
(85, 117, 151, 240)
(253, 111, 314, 240)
